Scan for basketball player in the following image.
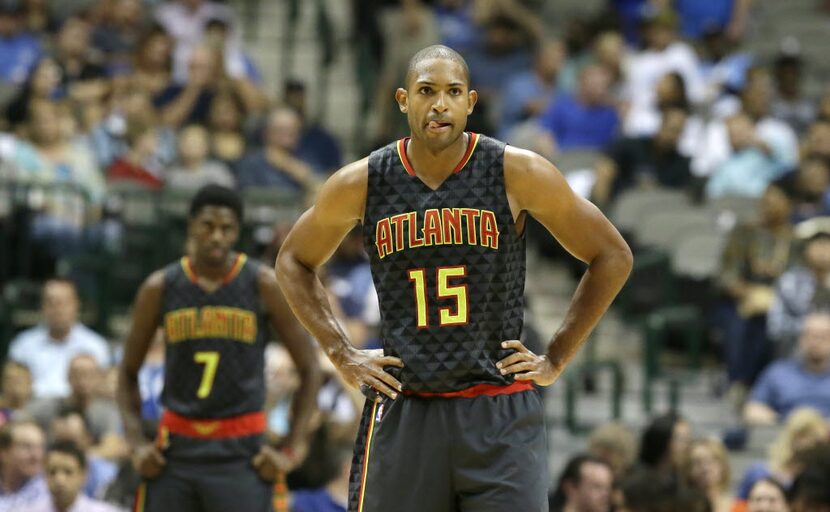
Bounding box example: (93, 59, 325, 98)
(276, 45, 633, 511)
(117, 185, 321, 512)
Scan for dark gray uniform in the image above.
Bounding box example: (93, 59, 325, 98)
(350, 133, 549, 512)
(137, 254, 274, 512)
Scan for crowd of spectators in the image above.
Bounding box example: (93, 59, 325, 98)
(0, 0, 830, 512)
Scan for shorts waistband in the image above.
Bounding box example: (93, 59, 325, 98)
(403, 380, 534, 398)
(159, 410, 266, 439)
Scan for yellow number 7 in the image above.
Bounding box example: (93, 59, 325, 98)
(193, 351, 220, 399)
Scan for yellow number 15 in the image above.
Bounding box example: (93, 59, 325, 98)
(407, 266, 468, 328)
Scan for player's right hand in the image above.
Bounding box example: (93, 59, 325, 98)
(333, 347, 404, 401)
(132, 444, 166, 479)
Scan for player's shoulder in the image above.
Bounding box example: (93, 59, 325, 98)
(503, 145, 556, 178)
(329, 157, 369, 189)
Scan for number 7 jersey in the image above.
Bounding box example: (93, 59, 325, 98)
(363, 133, 527, 393)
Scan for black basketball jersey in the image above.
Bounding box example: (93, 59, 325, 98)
(160, 253, 268, 419)
(363, 133, 526, 393)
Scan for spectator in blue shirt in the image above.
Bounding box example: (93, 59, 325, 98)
(8, 279, 111, 399)
(744, 311, 830, 425)
(0, 417, 49, 511)
(498, 38, 565, 139)
(0, 0, 42, 86)
(235, 106, 323, 194)
(538, 64, 619, 153)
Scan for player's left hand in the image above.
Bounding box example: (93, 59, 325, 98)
(252, 445, 295, 482)
(496, 340, 562, 387)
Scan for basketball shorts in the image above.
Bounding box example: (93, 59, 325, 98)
(347, 383, 550, 512)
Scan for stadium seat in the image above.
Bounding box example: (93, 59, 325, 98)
(671, 230, 728, 280)
(636, 209, 718, 251)
(610, 188, 691, 236)
(563, 360, 624, 434)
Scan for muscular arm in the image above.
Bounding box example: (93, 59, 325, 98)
(116, 271, 164, 447)
(505, 147, 633, 372)
(258, 267, 322, 450)
(276, 160, 403, 398)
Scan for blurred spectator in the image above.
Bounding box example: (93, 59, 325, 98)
(129, 26, 174, 101)
(623, 71, 691, 140)
(745, 311, 830, 425)
(593, 31, 625, 99)
(696, 69, 798, 182)
(771, 51, 815, 136)
(819, 91, 830, 122)
(735, 408, 828, 504)
(746, 478, 790, 512)
(91, 0, 144, 70)
(27, 354, 125, 461)
(153, 0, 236, 83)
(592, 107, 690, 206)
(638, 412, 691, 483)
(203, 16, 261, 83)
(25, 440, 122, 512)
(623, 9, 704, 142)
(538, 64, 619, 155)
(787, 444, 830, 512)
(674, 0, 753, 41)
(699, 28, 753, 105)
(789, 159, 830, 223)
(587, 421, 638, 482)
(206, 90, 246, 167)
(136, 330, 165, 425)
(326, 228, 380, 349)
(767, 228, 830, 353)
(105, 117, 164, 189)
(20, 0, 59, 35)
(0, 417, 47, 510)
(155, 43, 267, 127)
(0, 362, 33, 426)
(265, 344, 300, 439)
(0, 0, 43, 87)
(8, 279, 110, 399)
(52, 16, 108, 107)
(715, 183, 795, 394)
(498, 38, 565, 139)
(284, 79, 342, 175)
(681, 438, 733, 512)
(618, 466, 687, 512)
(165, 124, 234, 190)
(235, 106, 322, 194)
(799, 120, 830, 165)
(4, 57, 63, 131)
(705, 111, 794, 199)
(289, 439, 351, 512)
(48, 408, 117, 498)
(548, 454, 613, 512)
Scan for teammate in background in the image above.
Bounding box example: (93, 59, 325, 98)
(276, 45, 632, 512)
(117, 185, 321, 512)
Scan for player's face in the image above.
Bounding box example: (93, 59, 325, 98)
(188, 206, 240, 266)
(46, 452, 86, 510)
(396, 58, 477, 151)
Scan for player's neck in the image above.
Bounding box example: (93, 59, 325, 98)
(190, 252, 238, 282)
(406, 132, 468, 179)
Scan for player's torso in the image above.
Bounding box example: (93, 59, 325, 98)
(160, 253, 267, 419)
(363, 133, 526, 393)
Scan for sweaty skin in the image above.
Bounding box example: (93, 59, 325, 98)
(117, 206, 321, 480)
(275, 55, 632, 399)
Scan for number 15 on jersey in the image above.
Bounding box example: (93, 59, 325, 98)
(407, 266, 468, 328)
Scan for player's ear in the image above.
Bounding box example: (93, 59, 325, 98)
(395, 88, 409, 113)
(467, 89, 478, 115)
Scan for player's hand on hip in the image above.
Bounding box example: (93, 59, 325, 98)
(496, 340, 562, 387)
(334, 347, 404, 401)
(252, 445, 294, 481)
(132, 443, 166, 479)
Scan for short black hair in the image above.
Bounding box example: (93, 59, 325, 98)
(549, 454, 611, 508)
(189, 185, 243, 221)
(621, 468, 679, 512)
(48, 439, 87, 470)
(405, 45, 470, 89)
(789, 442, 830, 506)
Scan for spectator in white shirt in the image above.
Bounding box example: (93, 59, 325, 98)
(23, 440, 123, 512)
(8, 279, 111, 399)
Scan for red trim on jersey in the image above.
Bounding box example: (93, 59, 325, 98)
(160, 410, 266, 439)
(181, 253, 247, 285)
(404, 380, 533, 398)
(396, 132, 479, 178)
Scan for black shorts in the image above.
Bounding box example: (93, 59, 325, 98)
(136, 458, 274, 512)
(348, 387, 549, 512)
